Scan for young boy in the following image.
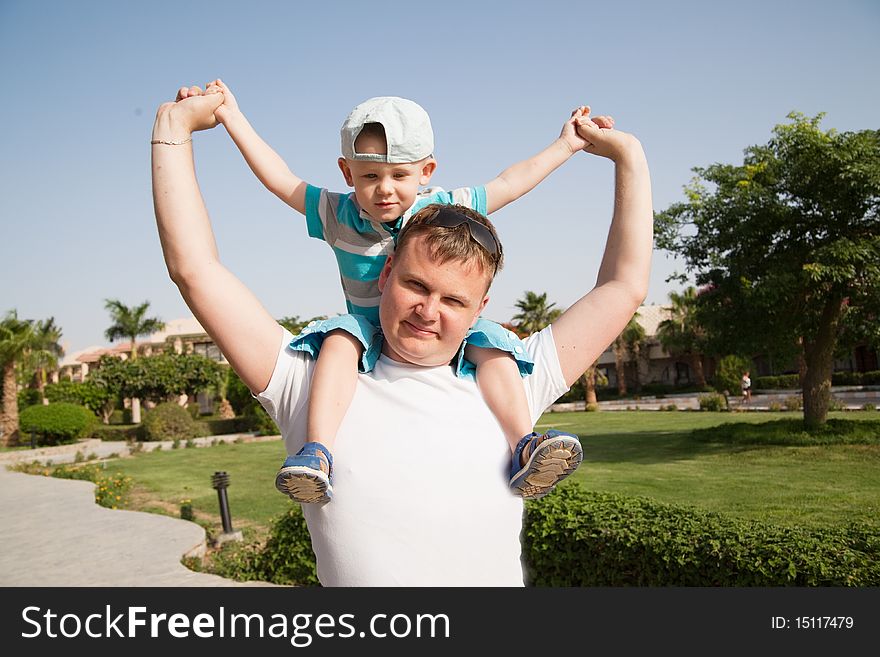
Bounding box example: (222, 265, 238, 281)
(201, 80, 611, 503)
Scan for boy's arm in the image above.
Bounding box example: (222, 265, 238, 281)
(152, 88, 284, 394)
(483, 107, 613, 214)
(549, 118, 653, 387)
(206, 79, 308, 215)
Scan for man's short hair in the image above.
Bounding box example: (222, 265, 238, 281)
(396, 204, 504, 286)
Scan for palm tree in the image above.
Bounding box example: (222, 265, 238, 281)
(612, 314, 646, 396)
(104, 299, 165, 360)
(104, 300, 165, 423)
(581, 362, 608, 410)
(26, 317, 64, 403)
(656, 287, 707, 387)
(0, 311, 36, 445)
(512, 291, 562, 335)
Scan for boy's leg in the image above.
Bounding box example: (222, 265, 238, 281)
(465, 344, 532, 452)
(275, 330, 362, 503)
(466, 345, 583, 499)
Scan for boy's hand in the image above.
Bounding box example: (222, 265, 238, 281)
(204, 79, 239, 125)
(559, 106, 615, 154)
(575, 112, 642, 162)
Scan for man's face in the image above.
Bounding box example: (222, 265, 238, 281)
(337, 131, 436, 222)
(377, 235, 490, 366)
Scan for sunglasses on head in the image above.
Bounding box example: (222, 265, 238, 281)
(421, 206, 502, 257)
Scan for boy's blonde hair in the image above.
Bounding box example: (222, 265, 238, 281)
(396, 204, 504, 287)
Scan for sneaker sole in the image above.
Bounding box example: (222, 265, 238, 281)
(509, 436, 583, 500)
(275, 466, 332, 504)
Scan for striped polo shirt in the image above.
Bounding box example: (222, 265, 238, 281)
(304, 185, 487, 323)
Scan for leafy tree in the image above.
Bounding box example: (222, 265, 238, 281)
(655, 112, 880, 427)
(656, 287, 708, 387)
(1, 311, 36, 445)
(90, 353, 223, 407)
(278, 315, 327, 336)
(512, 291, 562, 335)
(45, 380, 116, 424)
(104, 299, 164, 423)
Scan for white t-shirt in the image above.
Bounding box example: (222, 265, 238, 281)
(257, 326, 569, 586)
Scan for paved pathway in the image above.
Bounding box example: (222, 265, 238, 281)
(0, 460, 275, 587)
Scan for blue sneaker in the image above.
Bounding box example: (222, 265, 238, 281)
(275, 442, 334, 504)
(509, 430, 582, 499)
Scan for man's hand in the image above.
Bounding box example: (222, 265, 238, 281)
(153, 86, 225, 141)
(575, 111, 641, 161)
(559, 106, 615, 155)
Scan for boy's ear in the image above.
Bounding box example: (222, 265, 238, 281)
(419, 158, 437, 185)
(338, 158, 354, 187)
(471, 294, 490, 327)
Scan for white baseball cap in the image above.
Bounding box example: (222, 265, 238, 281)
(340, 96, 434, 164)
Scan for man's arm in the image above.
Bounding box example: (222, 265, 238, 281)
(483, 107, 614, 214)
(152, 89, 283, 393)
(203, 79, 308, 214)
(549, 117, 653, 387)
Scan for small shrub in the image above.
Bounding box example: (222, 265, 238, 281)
(768, 402, 783, 412)
(74, 450, 85, 463)
(863, 403, 876, 412)
(172, 439, 181, 449)
(141, 402, 201, 442)
(180, 499, 194, 521)
(783, 395, 803, 411)
(242, 402, 279, 436)
(19, 403, 97, 445)
(18, 388, 43, 409)
(43, 463, 133, 509)
(828, 398, 847, 412)
(584, 403, 599, 413)
(663, 404, 679, 412)
(698, 392, 727, 412)
(185, 439, 196, 448)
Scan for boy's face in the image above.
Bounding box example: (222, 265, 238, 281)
(337, 132, 436, 222)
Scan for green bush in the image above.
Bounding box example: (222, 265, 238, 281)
(832, 370, 880, 386)
(14, 462, 133, 509)
(141, 402, 202, 442)
(87, 424, 141, 442)
(242, 402, 279, 436)
(19, 403, 96, 445)
(714, 355, 752, 396)
(522, 484, 880, 586)
(210, 506, 319, 586)
(783, 395, 803, 411)
(698, 392, 727, 411)
(754, 374, 800, 390)
(226, 369, 254, 415)
(202, 417, 249, 436)
(17, 388, 43, 409)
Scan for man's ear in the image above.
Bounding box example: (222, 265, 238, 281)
(419, 158, 437, 186)
(338, 158, 354, 187)
(377, 254, 394, 292)
(471, 295, 490, 327)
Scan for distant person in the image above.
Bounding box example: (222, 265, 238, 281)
(192, 81, 614, 503)
(151, 85, 652, 584)
(741, 371, 752, 404)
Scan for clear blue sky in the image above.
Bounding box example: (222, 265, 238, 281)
(2, 0, 878, 355)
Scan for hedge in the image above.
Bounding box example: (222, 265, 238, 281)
(522, 484, 879, 586)
(141, 402, 202, 442)
(210, 483, 879, 587)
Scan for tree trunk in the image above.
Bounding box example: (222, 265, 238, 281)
(614, 341, 627, 396)
(582, 369, 598, 407)
(131, 397, 142, 424)
(632, 343, 643, 393)
(692, 354, 707, 387)
(802, 297, 845, 429)
(1, 360, 20, 446)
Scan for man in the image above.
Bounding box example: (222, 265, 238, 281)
(151, 87, 653, 586)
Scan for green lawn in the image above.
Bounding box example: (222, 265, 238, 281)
(107, 410, 880, 536)
(538, 410, 880, 530)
